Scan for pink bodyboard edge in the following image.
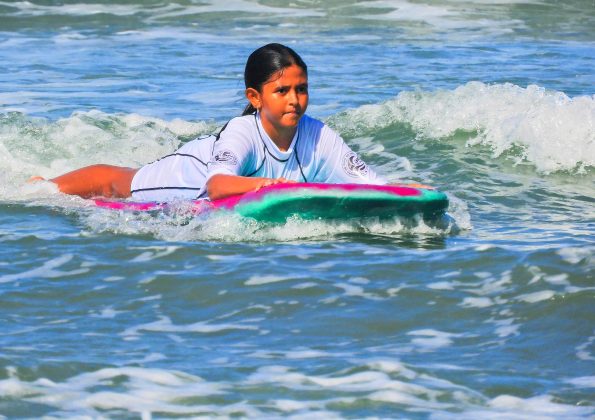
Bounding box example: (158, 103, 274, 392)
(93, 183, 424, 212)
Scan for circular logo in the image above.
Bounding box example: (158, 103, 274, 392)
(342, 151, 369, 178)
(213, 149, 238, 166)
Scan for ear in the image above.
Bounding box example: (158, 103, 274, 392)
(245, 88, 261, 110)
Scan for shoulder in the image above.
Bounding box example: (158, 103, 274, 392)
(225, 114, 257, 131)
(218, 114, 259, 144)
(299, 115, 344, 148)
(299, 115, 339, 140)
(300, 114, 324, 130)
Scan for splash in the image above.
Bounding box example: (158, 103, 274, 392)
(328, 82, 595, 174)
(80, 203, 463, 243)
(0, 108, 470, 240)
(0, 110, 214, 200)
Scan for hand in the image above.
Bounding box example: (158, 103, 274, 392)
(389, 182, 435, 190)
(27, 176, 46, 183)
(254, 177, 296, 191)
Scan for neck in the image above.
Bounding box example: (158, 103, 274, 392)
(272, 131, 295, 152)
(258, 116, 296, 152)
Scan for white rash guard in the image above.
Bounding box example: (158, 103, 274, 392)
(130, 135, 216, 201)
(131, 113, 385, 201)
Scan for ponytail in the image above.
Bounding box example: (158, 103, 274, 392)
(242, 103, 257, 116)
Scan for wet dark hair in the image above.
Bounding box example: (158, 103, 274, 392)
(242, 43, 308, 116)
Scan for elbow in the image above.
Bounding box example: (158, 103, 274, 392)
(206, 177, 219, 201)
(206, 174, 229, 201)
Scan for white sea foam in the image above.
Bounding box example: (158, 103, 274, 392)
(488, 394, 591, 416)
(81, 204, 459, 243)
(1, 104, 469, 240)
(245, 274, 296, 286)
(0, 1, 149, 17)
(565, 376, 595, 388)
(461, 296, 494, 308)
(517, 290, 555, 303)
(244, 362, 585, 417)
(407, 329, 462, 350)
(129, 245, 182, 263)
(0, 253, 88, 283)
(330, 82, 595, 173)
(122, 316, 259, 337)
(2, 360, 591, 418)
(334, 281, 385, 301)
(353, 0, 521, 35)
(576, 335, 595, 361)
(0, 111, 212, 196)
(137, 0, 325, 23)
(292, 282, 319, 289)
(557, 246, 595, 266)
(247, 365, 439, 397)
(93, 307, 126, 319)
(0, 365, 242, 418)
(427, 281, 456, 290)
(492, 318, 520, 338)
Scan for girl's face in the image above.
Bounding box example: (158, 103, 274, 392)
(246, 64, 309, 143)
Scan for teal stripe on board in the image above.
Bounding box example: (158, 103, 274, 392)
(235, 188, 449, 222)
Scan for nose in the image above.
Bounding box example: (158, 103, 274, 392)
(287, 88, 298, 105)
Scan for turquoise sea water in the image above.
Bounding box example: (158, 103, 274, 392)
(1, 1, 594, 418)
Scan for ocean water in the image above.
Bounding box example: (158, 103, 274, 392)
(1, 0, 594, 418)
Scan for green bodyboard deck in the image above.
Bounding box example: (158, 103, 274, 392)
(94, 183, 449, 223)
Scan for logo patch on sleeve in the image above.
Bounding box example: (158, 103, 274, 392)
(213, 149, 239, 166)
(342, 151, 369, 177)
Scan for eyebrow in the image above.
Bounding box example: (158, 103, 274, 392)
(275, 82, 308, 88)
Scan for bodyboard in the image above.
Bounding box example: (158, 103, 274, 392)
(93, 183, 449, 223)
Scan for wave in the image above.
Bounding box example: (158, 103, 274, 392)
(1, 0, 589, 42)
(80, 206, 465, 243)
(0, 110, 213, 192)
(0, 81, 589, 242)
(1, 82, 592, 196)
(327, 82, 595, 174)
(1, 361, 592, 418)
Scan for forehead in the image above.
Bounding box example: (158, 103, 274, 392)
(265, 64, 308, 85)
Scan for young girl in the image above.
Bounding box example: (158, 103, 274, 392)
(42, 43, 385, 201)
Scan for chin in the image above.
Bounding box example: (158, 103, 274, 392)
(283, 114, 302, 125)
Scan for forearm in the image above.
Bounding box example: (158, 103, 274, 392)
(206, 174, 294, 200)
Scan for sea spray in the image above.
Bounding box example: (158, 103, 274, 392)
(328, 82, 595, 173)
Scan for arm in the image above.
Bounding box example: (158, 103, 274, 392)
(206, 174, 294, 200)
(313, 125, 386, 185)
(388, 182, 435, 189)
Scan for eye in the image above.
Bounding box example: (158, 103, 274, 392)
(297, 85, 309, 94)
(276, 87, 288, 94)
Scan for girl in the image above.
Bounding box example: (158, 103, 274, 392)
(41, 43, 385, 201)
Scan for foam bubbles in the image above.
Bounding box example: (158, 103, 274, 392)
(0, 366, 230, 418)
(329, 82, 595, 173)
(0, 111, 213, 201)
(129, 245, 182, 263)
(90, 209, 461, 243)
(245, 274, 298, 286)
(0, 254, 88, 283)
(407, 329, 462, 350)
(565, 376, 595, 388)
(122, 316, 259, 338)
(461, 296, 494, 308)
(517, 290, 556, 303)
(557, 246, 595, 265)
(0, 1, 145, 17)
(488, 394, 590, 416)
(353, 0, 523, 37)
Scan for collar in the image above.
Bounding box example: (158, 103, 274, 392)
(255, 112, 300, 160)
